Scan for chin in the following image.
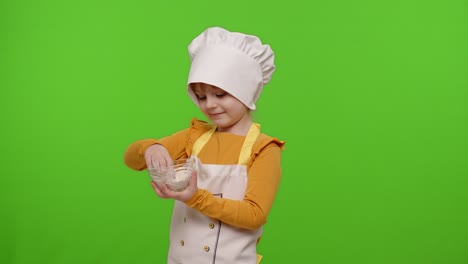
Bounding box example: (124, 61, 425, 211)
(212, 120, 227, 127)
(211, 119, 232, 129)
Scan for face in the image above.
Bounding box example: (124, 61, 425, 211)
(191, 83, 251, 135)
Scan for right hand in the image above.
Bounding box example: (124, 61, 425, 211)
(144, 144, 173, 169)
(150, 170, 198, 202)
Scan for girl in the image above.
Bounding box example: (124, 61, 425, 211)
(124, 27, 285, 264)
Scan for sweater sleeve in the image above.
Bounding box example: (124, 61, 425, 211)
(123, 129, 191, 171)
(184, 139, 285, 230)
(123, 139, 160, 171)
(123, 118, 213, 171)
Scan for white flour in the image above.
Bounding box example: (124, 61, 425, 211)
(174, 169, 190, 182)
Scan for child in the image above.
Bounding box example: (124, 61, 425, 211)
(124, 27, 285, 264)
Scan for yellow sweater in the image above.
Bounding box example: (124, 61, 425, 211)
(124, 118, 285, 230)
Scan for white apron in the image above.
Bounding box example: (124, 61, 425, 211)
(167, 123, 262, 264)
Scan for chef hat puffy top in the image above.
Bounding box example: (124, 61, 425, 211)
(187, 27, 275, 110)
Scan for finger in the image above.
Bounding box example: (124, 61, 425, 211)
(144, 149, 155, 168)
(150, 181, 162, 194)
(161, 183, 180, 199)
(151, 181, 167, 198)
(160, 183, 171, 194)
(191, 170, 197, 185)
(146, 157, 154, 169)
(166, 156, 174, 166)
(157, 158, 169, 169)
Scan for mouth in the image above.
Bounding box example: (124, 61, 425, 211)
(209, 112, 224, 117)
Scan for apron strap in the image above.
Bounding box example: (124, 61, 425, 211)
(238, 123, 261, 165)
(191, 123, 261, 165)
(192, 126, 216, 157)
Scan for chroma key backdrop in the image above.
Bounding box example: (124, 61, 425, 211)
(1, 0, 467, 263)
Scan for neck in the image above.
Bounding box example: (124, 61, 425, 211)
(217, 115, 252, 136)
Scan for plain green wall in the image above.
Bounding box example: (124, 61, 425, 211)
(1, 0, 467, 263)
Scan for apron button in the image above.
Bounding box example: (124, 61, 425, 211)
(209, 223, 215, 229)
(180, 240, 185, 246)
(203, 245, 210, 252)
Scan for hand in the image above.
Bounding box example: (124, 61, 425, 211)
(150, 170, 198, 202)
(144, 144, 173, 169)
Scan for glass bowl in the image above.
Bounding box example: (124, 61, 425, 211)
(148, 158, 195, 192)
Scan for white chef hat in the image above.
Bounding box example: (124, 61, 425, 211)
(187, 27, 276, 110)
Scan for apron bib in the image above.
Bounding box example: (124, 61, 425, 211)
(168, 123, 262, 264)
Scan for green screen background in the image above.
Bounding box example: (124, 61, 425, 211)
(1, 0, 467, 263)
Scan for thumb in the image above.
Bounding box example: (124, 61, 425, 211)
(191, 170, 198, 186)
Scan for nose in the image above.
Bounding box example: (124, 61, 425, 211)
(205, 96, 217, 108)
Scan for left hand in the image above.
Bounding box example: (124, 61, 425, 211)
(150, 170, 198, 202)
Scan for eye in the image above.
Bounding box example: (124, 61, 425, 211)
(196, 95, 206, 101)
(215, 93, 226, 98)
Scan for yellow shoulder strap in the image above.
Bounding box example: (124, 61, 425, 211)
(191, 126, 216, 156)
(238, 123, 261, 165)
(191, 122, 260, 165)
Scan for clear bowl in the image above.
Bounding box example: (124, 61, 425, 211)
(148, 158, 195, 192)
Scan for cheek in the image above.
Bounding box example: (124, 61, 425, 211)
(231, 101, 248, 113)
(198, 102, 208, 112)
(224, 98, 239, 109)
